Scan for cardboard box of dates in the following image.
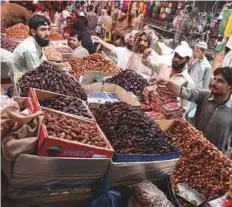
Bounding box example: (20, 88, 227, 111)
(83, 83, 141, 108)
(29, 88, 95, 122)
(26, 89, 114, 158)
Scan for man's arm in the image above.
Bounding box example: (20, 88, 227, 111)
(23, 51, 42, 71)
(92, 36, 116, 53)
(156, 79, 208, 104)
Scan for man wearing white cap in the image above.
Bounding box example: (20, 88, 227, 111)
(145, 41, 195, 111)
(222, 35, 232, 67)
(92, 30, 138, 70)
(188, 41, 212, 89)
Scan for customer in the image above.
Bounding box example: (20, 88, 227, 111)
(188, 41, 212, 89)
(63, 17, 74, 39)
(68, 31, 89, 58)
(92, 30, 138, 70)
(127, 29, 159, 80)
(58, 4, 70, 33)
(75, 17, 97, 54)
(98, 9, 113, 41)
(13, 15, 50, 74)
(156, 67, 232, 153)
(87, 4, 98, 33)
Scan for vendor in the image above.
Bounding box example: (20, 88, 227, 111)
(13, 15, 50, 74)
(68, 31, 89, 58)
(156, 66, 232, 153)
(188, 41, 212, 89)
(92, 30, 138, 70)
(143, 41, 195, 111)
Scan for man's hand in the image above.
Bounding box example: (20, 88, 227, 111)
(154, 77, 169, 86)
(142, 48, 152, 66)
(91, 36, 101, 43)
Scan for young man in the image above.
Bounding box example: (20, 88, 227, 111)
(13, 15, 50, 74)
(68, 31, 89, 58)
(92, 30, 138, 70)
(87, 4, 98, 33)
(156, 67, 232, 153)
(188, 41, 212, 89)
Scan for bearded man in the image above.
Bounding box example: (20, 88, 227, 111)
(13, 15, 50, 73)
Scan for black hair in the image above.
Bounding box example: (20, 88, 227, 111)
(80, 1, 86, 6)
(66, 17, 72, 21)
(77, 16, 88, 27)
(214, 67, 232, 86)
(89, 5, 94, 11)
(69, 30, 82, 41)
(28, 15, 50, 32)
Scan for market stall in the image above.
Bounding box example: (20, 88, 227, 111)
(1, 2, 232, 207)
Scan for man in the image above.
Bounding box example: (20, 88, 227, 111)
(63, 17, 74, 39)
(188, 41, 212, 89)
(156, 67, 232, 153)
(143, 41, 195, 111)
(13, 15, 50, 74)
(92, 30, 138, 70)
(87, 5, 98, 34)
(126, 29, 159, 80)
(68, 31, 89, 58)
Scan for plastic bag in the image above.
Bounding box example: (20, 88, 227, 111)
(87, 179, 121, 207)
(1, 95, 20, 137)
(131, 181, 174, 207)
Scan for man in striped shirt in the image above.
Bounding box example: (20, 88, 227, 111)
(156, 67, 232, 153)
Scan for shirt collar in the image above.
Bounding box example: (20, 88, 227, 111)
(208, 93, 232, 108)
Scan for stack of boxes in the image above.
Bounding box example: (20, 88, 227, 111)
(142, 85, 185, 120)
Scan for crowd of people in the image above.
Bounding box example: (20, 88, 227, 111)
(1, 1, 232, 156)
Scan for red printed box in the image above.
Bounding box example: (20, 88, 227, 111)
(26, 88, 114, 158)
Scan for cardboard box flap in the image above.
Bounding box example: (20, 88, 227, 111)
(83, 83, 141, 107)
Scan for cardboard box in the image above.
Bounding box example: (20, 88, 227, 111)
(38, 108, 114, 158)
(26, 90, 114, 158)
(29, 88, 95, 122)
(82, 83, 141, 108)
(2, 154, 110, 189)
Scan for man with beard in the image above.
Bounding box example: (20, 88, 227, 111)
(13, 15, 50, 74)
(156, 67, 232, 153)
(91, 30, 138, 70)
(144, 41, 195, 111)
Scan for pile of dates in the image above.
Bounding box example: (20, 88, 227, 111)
(166, 119, 232, 200)
(106, 70, 149, 97)
(43, 47, 63, 62)
(1, 35, 19, 52)
(67, 53, 119, 77)
(18, 62, 87, 100)
(40, 95, 92, 119)
(44, 110, 107, 148)
(5, 23, 29, 39)
(49, 28, 63, 41)
(94, 102, 177, 154)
